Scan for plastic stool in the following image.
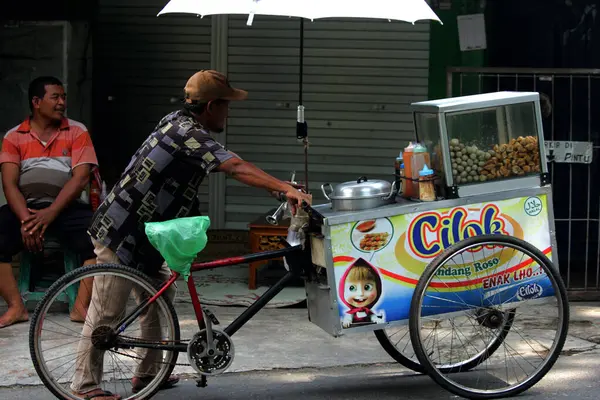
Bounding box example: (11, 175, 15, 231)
(17, 236, 81, 311)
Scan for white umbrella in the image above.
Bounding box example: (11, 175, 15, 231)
(158, 0, 442, 26)
(157, 0, 442, 190)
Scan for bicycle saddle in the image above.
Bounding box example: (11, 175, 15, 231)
(145, 216, 211, 281)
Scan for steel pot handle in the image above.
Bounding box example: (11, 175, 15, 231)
(357, 176, 368, 183)
(382, 180, 398, 200)
(321, 183, 333, 201)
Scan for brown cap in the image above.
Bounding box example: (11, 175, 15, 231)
(184, 70, 248, 103)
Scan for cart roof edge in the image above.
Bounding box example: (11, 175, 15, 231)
(410, 91, 540, 113)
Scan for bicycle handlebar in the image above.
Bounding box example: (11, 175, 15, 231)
(267, 192, 311, 226)
(277, 192, 310, 209)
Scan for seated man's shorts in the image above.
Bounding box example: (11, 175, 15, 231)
(0, 202, 96, 263)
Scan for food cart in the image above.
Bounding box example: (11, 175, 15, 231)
(304, 91, 568, 398)
(27, 91, 568, 400)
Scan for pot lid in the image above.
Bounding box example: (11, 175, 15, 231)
(329, 176, 392, 199)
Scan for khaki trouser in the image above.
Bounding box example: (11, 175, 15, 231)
(70, 239, 176, 394)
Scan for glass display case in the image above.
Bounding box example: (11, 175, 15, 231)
(411, 92, 549, 198)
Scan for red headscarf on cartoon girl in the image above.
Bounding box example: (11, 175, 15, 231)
(338, 257, 384, 327)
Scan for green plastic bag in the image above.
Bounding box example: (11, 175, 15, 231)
(145, 216, 211, 281)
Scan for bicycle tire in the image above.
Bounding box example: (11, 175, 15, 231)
(409, 234, 569, 399)
(29, 263, 181, 400)
(375, 307, 514, 374)
(374, 328, 425, 373)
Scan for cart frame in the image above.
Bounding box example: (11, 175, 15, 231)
(306, 184, 558, 337)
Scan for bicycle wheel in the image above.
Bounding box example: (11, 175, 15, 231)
(374, 326, 425, 373)
(375, 308, 513, 374)
(409, 234, 569, 399)
(29, 263, 181, 400)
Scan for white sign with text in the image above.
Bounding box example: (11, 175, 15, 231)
(544, 141, 593, 164)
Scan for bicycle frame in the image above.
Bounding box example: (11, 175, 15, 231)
(114, 242, 307, 353)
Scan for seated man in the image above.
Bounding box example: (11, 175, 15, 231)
(0, 76, 98, 328)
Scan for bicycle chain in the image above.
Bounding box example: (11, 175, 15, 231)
(109, 348, 191, 367)
(111, 335, 191, 367)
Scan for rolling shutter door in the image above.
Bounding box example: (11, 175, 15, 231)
(94, 0, 212, 214)
(225, 17, 430, 230)
(225, 16, 302, 230)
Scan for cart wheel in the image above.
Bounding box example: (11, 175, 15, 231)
(409, 234, 569, 399)
(375, 309, 513, 374)
(374, 326, 425, 373)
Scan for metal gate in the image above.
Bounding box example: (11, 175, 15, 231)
(446, 67, 600, 298)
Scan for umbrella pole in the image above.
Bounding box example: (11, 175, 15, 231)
(296, 18, 309, 193)
(299, 18, 304, 106)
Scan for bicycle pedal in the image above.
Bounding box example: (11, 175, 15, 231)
(204, 309, 220, 325)
(196, 375, 207, 387)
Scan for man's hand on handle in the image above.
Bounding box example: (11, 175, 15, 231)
(284, 181, 305, 190)
(283, 187, 312, 216)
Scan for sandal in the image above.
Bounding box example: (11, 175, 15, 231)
(131, 374, 180, 393)
(81, 389, 121, 400)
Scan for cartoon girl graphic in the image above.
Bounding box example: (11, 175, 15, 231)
(339, 257, 386, 328)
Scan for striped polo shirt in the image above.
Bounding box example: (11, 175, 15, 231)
(0, 117, 98, 204)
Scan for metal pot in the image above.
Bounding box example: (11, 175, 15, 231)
(321, 176, 397, 211)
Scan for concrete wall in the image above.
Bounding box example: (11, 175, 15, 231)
(65, 21, 93, 128)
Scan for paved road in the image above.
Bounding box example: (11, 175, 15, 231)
(3, 350, 599, 400)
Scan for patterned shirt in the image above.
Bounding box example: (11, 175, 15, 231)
(0, 117, 98, 204)
(88, 109, 233, 272)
